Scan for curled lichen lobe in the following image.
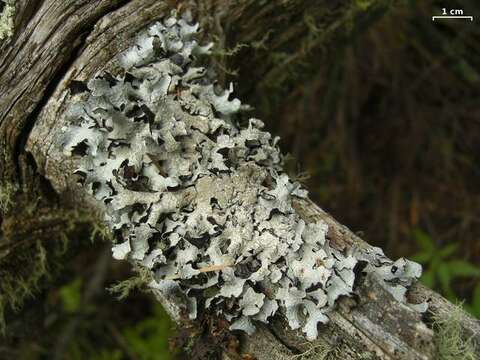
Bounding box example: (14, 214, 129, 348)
(62, 12, 424, 340)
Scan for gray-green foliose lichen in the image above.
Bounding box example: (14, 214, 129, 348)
(61, 12, 426, 340)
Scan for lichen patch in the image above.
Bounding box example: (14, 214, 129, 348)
(62, 12, 425, 340)
(0, 0, 15, 40)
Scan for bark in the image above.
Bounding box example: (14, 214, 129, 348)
(0, 1, 479, 359)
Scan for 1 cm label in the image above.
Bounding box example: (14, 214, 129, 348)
(442, 8, 464, 15)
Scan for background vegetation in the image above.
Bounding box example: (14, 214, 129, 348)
(275, 0, 480, 314)
(1, 1, 479, 358)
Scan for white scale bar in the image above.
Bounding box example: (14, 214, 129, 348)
(432, 16, 474, 21)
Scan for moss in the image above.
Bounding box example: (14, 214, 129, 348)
(290, 341, 336, 359)
(90, 220, 113, 243)
(0, 0, 15, 40)
(0, 181, 17, 213)
(433, 304, 477, 360)
(108, 266, 153, 300)
(235, 0, 395, 120)
(355, 0, 375, 11)
(212, 42, 249, 58)
(0, 205, 103, 335)
(0, 240, 48, 334)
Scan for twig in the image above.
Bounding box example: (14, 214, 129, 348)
(165, 262, 233, 280)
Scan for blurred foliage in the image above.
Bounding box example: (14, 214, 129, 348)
(0, 242, 179, 360)
(468, 284, 480, 318)
(411, 229, 480, 315)
(68, 270, 175, 360)
(119, 304, 173, 360)
(261, 0, 480, 312)
(59, 278, 83, 313)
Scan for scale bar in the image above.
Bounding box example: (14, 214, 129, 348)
(432, 15, 473, 21)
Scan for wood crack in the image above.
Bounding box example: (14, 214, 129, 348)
(14, 32, 89, 181)
(0, 0, 133, 181)
(269, 321, 302, 355)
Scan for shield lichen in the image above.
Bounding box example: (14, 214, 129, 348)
(62, 12, 425, 340)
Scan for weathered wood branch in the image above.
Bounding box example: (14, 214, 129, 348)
(1, 1, 479, 360)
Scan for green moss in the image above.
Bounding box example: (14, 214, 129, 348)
(433, 304, 477, 360)
(121, 304, 174, 360)
(250, 29, 274, 50)
(59, 278, 83, 313)
(0, 0, 15, 40)
(355, 0, 375, 11)
(290, 341, 335, 359)
(0, 181, 17, 213)
(0, 207, 102, 335)
(212, 42, 249, 57)
(108, 266, 153, 300)
(89, 220, 113, 243)
(0, 240, 48, 334)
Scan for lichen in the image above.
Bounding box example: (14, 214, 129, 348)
(0, 0, 15, 41)
(433, 305, 477, 360)
(0, 181, 17, 213)
(62, 11, 425, 340)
